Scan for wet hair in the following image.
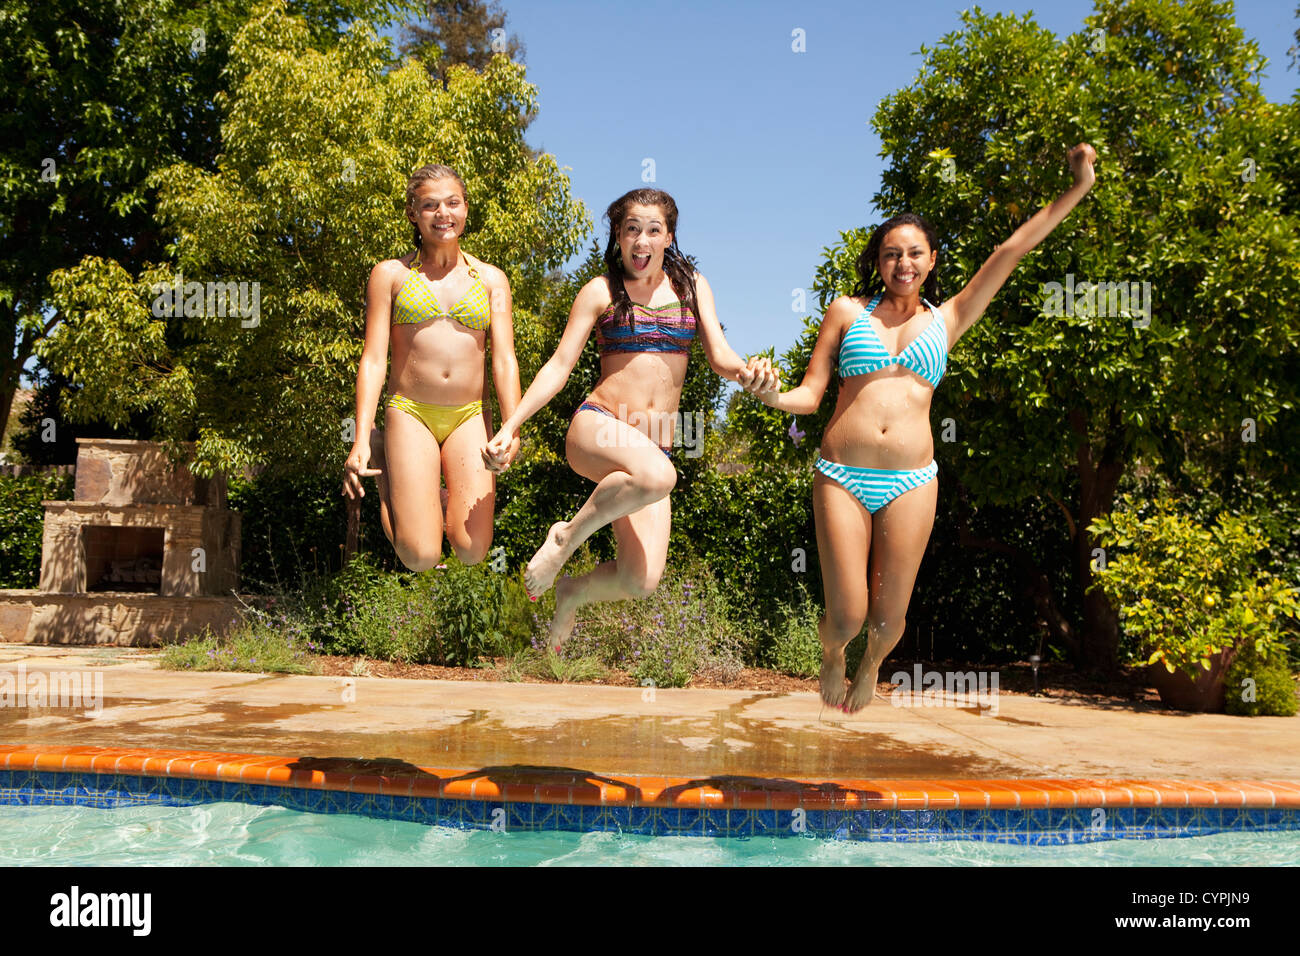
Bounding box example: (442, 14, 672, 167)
(852, 212, 942, 305)
(406, 164, 468, 251)
(602, 188, 699, 332)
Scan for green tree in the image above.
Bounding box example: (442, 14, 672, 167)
(736, 0, 1299, 673)
(0, 0, 410, 447)
(398, 0, 524, 88)
(40, 0, 589, 478)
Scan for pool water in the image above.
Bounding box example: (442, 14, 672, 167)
(3, 803, 1298, 866)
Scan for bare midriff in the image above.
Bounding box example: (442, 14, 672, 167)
(819, 370, 936, 469)
(387, 313, 486, 406)
(586, 350, 689, 448)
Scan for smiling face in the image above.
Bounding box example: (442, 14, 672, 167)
(877, 224, 937, 296)
(618, 203, 673, 276)
(407, 178, 468, 243)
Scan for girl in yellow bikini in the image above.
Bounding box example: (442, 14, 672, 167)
(343, 164, 521, 569)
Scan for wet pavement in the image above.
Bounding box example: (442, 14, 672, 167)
(1, 646, 1297, 781)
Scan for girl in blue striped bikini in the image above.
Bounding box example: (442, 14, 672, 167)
(754, 144, 1096, 713)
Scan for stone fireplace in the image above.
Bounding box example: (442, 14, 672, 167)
(0, 439, 243, 645)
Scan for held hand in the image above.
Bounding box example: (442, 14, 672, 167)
(1069, 142, 1097, 191)
(342, 444, 382, 499)
(481, 428, 517, 474)
(740, 356, 781, 396)
(484, 435, 520, 474)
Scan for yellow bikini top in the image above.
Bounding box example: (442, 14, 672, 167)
(391, 248, 491, 331)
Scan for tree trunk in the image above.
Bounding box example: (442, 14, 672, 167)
(954, 487, 1082, 660)
(1069, 408, 1125, 674)
(0, 300, 22, 450)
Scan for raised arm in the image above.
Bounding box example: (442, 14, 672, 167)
(943, 143, 1097, 348)
(482, 276, 605, 469)
(343, 260, 398, 498)
(751, 296, 855, 415)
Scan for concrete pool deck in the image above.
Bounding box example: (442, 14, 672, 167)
(1, 644, 1297, 787)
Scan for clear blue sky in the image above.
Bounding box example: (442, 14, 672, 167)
(493, 0, 1299, 364)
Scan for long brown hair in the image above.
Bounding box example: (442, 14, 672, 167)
(852, 212, 943, 305)
(602, 188, 699, 331)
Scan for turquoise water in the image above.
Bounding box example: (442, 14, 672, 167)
(2, 803, 1298, 865)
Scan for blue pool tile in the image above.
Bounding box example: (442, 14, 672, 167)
(622, 806, 659, 835)
(3, 769, 1298, 842)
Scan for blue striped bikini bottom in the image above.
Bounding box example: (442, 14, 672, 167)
(814, 457, 937, 514)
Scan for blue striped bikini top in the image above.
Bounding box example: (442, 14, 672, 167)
(838, 292, 948, 388)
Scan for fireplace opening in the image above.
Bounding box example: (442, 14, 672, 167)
(83, 526, 164, 593)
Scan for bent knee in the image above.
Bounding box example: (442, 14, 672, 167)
(635, 462, 676, 499)
(395, 540, 441, 572)
(618, 567, 663, 599)
(868, 614, 906, 637)
(822, 608, 866, 642)
(451, 540, 490, 567)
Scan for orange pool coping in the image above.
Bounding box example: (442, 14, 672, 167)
(5, 744, 1300, 812)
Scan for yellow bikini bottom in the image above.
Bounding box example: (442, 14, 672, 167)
(386, 394, 483, 445)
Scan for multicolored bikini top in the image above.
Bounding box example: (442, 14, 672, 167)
(595, 296, 697, 356)
(838, 292, 948, 388)
(391, 249, 491, 331)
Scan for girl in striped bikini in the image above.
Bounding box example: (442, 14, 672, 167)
(754, 144, 1096, 713)
(482, 188, 776, 649)
(343, 164, 522, 570)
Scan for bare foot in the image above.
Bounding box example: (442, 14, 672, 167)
(844, 628, 903, 714)
(820, 639, 847, 708)
(525, 521, 571, 597)
(547, 575, 580, 651)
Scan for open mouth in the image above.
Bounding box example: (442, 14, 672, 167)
(631, 253, 651, 270)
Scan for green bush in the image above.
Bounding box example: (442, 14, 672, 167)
(324, 551, 537, 666)
(671, 459, 817, 652)
(228, 469, 391, 594)
(562, 559, 743, 687)
(1225, 640, 1299, 717)
(159, 623, 316, 674)
(1089, 495, 1300, 684)
(768, 584, 822, 677)
(0, 470, 74, 587)
(427, 555, 505, 667)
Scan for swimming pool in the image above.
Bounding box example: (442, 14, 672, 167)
(4, 801, 1299, 866)
(3, 745, 1298, 857)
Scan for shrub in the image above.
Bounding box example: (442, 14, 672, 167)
(1225, 639, 1299, 717)
(562, 559, 744, 687)
(768, 584, 822, 677)
(0, 470, 74, 587)
(427, 555, 506, 667)
(159, 623, 316, 674)
(1088, 495, 1300, 684)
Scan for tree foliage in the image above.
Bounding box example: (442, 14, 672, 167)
(398, 0, 524, 87)
(0, 0, 411, 444)
(731, 0, 1299, 671)
(40, 0, 589, 477)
